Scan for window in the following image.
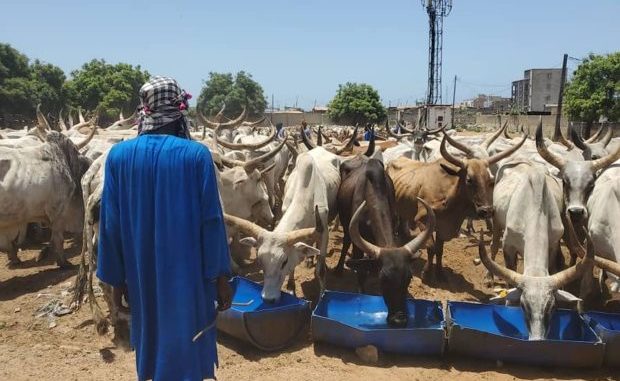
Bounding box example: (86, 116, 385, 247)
(438, 116, 444, 121)
(547, 73, 552, 79)
(545, 95, 551, 103)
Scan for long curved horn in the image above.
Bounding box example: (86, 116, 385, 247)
(364, 126, 375, 157)
(198, 103, 227, 129)
(285, 206, 323, 245)
(423, 125, 444, 136)
(584, 124, 605, 144)
(478, 231, 523, 286)
(387, 123, 413, 140)
(442, 130, 475, 157)
(242, 116, 266, 127)
(535, 118, 566, 170)
(213, 106, 247, 129)
(334, 126, 360, 155)
(223, 213, 264, 239)
(215, 125, 276, 150)
(300, 126, 316, 150)
(487, 132, 528, 165)
(570, 123, 588, 151)
(242, 134, 287, 172)
(259, 162, 276, 176)
(547, 217, 592, 288)
(482, 120, 508, 151)
(58, 109, 68, 131)
(600, 124, 613, 147)
(591, 142, 620, 172)
(557, 127, 576, 150)
(349, 198, 434, 259)
(397, 121, 415, 134)
(319, 127, 332, 143)
(440, 135, 465, 169)
(36, 104, 51, 131)
(75, 124, 98, 149)
(78, 108, 86, 124)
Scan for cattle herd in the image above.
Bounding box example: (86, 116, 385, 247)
(2, 105, 620, 351)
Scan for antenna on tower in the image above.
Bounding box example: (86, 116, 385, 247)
(422, 0, 452, 106)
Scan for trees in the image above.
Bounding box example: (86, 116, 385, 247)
(327, 82, 387, 126)
(565, 52, 620, 124)
(196, 71, 267, 118)
(64, 59, 150, 123)
(0, 44, 66, 120)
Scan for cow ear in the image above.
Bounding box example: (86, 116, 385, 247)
(440, 162, 461, 176)
(239, 237, 258, 247)
(293, 242, 320, 258)
(554, 289, 581, 303)
(490, 288, 521, 304)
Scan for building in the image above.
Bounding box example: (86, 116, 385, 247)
(418, 105, 452, 129)
(467, 94, 512, 112)
(511, 68, 563, 113)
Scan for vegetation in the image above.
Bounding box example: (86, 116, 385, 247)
(196, 71, 267, 118)
(0, 43, 66, 119)
(565, 52, 619, 124)
(327, 82, 386, 125)
(64, 59, 150, 123)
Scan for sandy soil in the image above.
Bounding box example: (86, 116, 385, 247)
(1, 224, 619, 381)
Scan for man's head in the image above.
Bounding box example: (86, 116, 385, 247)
(138, 76, 192, 138)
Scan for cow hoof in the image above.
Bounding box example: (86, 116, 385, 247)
(37, 247, 51, 262)
(57, 259, 72, 269)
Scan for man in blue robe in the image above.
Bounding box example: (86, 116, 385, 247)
(97, 76, 232, 381)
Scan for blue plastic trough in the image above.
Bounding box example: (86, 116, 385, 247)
(312, 291, 445, 355)
(216, 277, 311, 351)
(584, 311, 620, 367)
(447, 301, 605, 368)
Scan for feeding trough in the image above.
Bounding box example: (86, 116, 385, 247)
(584, 311, 620, 367)
(312, 291, 445, 355)
(216, 277, 310, 351)
(447, 301, 604, 368)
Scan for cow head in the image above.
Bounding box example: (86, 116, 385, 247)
(536, 121, 620, 221)
(348, 199, 435, 328)
(386, 123, 443, 160)
(479, 232, 592, 340)
(570, 123, 613, 161)
(224, 207, 324, 303)
(220, 165, 274, 226)
(439, 132, 527, 219)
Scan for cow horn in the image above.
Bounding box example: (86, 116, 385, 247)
(75, 124, 98, 150)
(349, 198, 434, 259)
(424, 125, 444, 136)
(486, 131, 528, 165)
(442, 130, 475, 158)
(317, 126, 323, 146)
(536, 118, 566, 170)
(503, 125, 513, 140)
(584, 124, 605, 144)
(364, 126, 375, 157)
(387, 120, 413, 140)
(565, 211, 620, 277)
(78, 108, 86, 124)
(591, 142, 620, 172)
(397, 121, 415, 134)
(334, 126, 359, 155)
(300, 126, 317, 150)
(58, 109, 68, 131)
(478, 231, 524, 287)
(242, 116, 266, 127)
(547, 215, 593, 288)
(198, 104, 227, 129)
(570, 123, 588, 151)
(482, 120, 508, 151)
(285, 206, 323, 246)
(223, 213, 264, 239)
(600, 124, 613, 147)
(557, 127, 576, 150)
(440, 135, 465, 169)
(36, 104, 51, 131)
(259, 162, 276, 176)
(215, 125, 276, 150)
(211, 106, 247, 129)
(319, 127, 332, 143)
(243, 133, 287, 172)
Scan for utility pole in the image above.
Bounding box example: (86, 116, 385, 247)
(552, 53, 568, 142)
(271, 94, 274, 123)
(451, 74, 457, 128)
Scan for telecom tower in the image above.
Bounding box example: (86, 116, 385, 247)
(422, 0, 452, 105)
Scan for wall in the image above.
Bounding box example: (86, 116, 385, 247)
(474, 114, 620, 138)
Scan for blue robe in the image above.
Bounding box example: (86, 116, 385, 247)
(97, 135, 231, 381)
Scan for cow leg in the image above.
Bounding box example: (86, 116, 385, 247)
(465, 218, 476, 236)
(286, 268, 296, 295)
(334, 233, 351, 275)
(485, 218, 493, 233)
(7, 241, 21, 267)
(434, 240, 445, 281)
(423, 246, 435, 280)
(315, 231, 329, 295)
(50, 228, 70, 268)
(503, 248, 518, 272)
(485, 223, 502, 287)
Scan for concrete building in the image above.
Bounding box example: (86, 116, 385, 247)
(511, 68, 564, 113)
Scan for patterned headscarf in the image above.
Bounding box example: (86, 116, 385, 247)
(138, 76, 192, 138)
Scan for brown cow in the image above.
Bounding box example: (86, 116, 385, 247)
(386, 132, 527, 279)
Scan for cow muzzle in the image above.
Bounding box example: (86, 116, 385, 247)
(387, 311, 408, 328)
(567, 206, 588, 220)
(476, 206, 494, 219)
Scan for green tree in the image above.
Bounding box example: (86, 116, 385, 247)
(327, 82, 387, 125)
(565, 52, 620, 124)
(197, 71, 267, 118)
(0, 44, 67, 120)
(64, 59, 150, 123)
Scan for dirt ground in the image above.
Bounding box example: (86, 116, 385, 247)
(1, 224, 619, 381)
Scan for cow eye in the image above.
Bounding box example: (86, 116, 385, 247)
(466, 176, 473, 185)
(281, 258, 289, 269)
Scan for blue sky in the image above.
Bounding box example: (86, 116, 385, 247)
(1, 0, 618, 109)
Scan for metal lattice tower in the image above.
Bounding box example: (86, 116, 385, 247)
(422, 0, 452, 105)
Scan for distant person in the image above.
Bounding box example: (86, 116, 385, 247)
(364, 123, 375, 141)
(97, 76, 232, 381)
(276, 122, 285, 139)
(302, 120, 311, 138)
